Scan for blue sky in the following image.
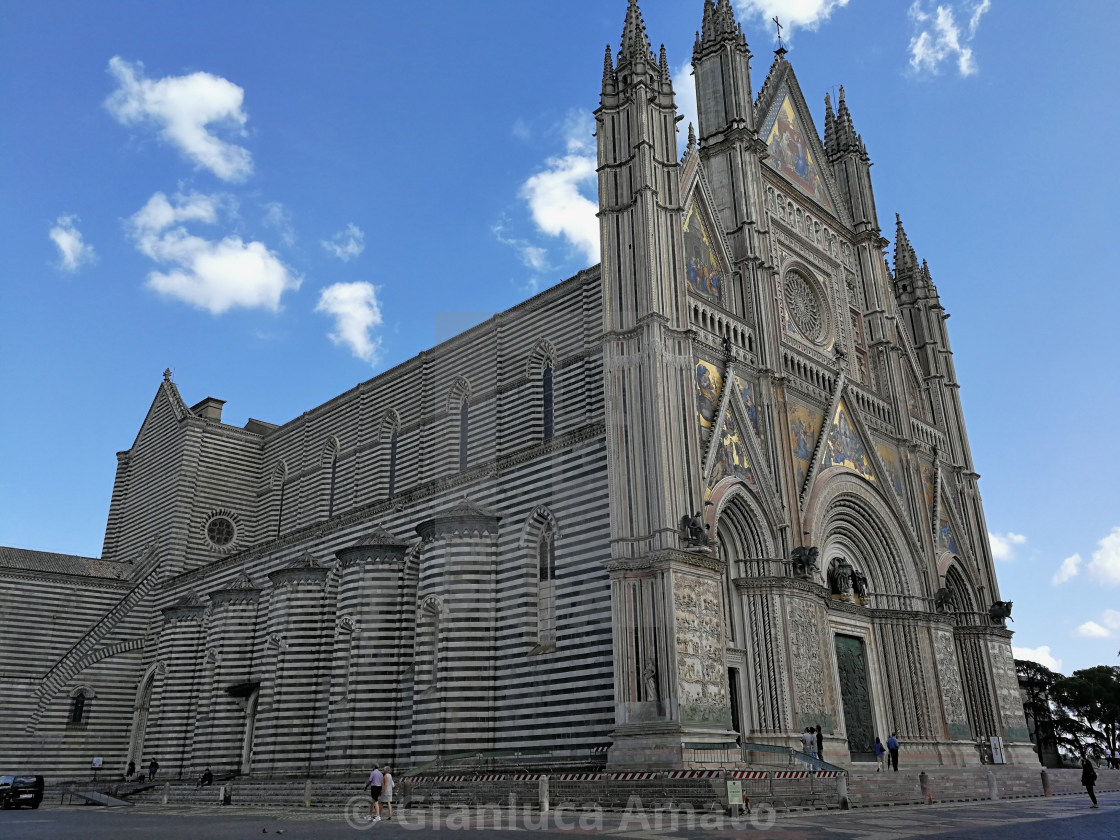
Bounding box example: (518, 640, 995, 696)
(2, 0, 1118, 674)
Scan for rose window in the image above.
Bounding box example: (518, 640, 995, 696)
(785, 271, 824, 342)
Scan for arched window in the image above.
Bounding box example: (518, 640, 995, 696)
(459, 400, 469, 471)
(537, 526, 557, 648)
(68, 687, 94, 727)
(543, 363, 554, 441)
(271, 462, 288, 538)
(388, 427, 399, 497)
(322, 438, 340, 518)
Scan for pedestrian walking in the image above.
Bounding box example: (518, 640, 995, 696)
(380, 766, 394, 820)
(363, 764, 384, 822)
(148, 758, 159, 781)
(1081, 757, 1099, 809)
(815, 725, 824, 762)
(874, 737, 885, 772)
(886, 733, 899, 772)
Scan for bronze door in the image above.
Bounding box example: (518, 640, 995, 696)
(834, 634, 876, 761)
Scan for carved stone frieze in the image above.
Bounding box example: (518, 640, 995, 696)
(786, 598, 825, 717)
(673, 571, 728, 724)
(933, 629, 970, 737)
(987, 639, 1030, 740)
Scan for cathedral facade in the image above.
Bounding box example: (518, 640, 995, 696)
(1, 0, 1032, 780)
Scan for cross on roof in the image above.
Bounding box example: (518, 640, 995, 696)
(773, 16, 785, 50)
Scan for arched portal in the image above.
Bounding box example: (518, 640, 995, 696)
(127, 663, 162, 767)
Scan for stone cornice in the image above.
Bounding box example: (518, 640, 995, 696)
(607, 548, 725, 575)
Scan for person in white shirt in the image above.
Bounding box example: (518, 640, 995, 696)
(380, 767, 395, 820)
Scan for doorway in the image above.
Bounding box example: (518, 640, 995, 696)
(834, 634, 876, 761)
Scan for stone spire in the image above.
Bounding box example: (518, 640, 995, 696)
(824, 92, 837, 156)
(894, 214, 920, 280)
(619, 0, 653, 67)
(602, 44, 616, 91)
(834, 85, 866, 157)
(695, 0, 747, 59)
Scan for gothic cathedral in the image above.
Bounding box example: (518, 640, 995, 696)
(0, 0, 1030, 779)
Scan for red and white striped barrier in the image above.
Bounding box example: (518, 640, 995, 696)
(772, 770, 810, 779)
(474, 775, 504, 782)
(728, 770, 768, 780)
(666, 770, 720, 779)
(813, 770, 842, 778)
(557, 773, 605, 781)
(608, 772, 657, 781)
(512, 774, 542, 781)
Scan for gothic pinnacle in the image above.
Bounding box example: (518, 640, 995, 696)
(602, 44, 615, 85)
(619, 0, 653, 66)
(835, 84, 863, 154)
(696, 0, 748, 58)
(894, 214, 919, 277)
(824, 92, 837, 156)
(687, 122, 697, 152)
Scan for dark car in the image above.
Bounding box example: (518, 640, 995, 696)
(0, 775, 44, 809)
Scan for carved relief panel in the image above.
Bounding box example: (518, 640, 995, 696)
(934, 629, 971, 739)
(673, 570, 731, 727)
(787, 598, 826, 724)
(987, 639, 1030, 741)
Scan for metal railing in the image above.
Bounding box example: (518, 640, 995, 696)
(740, 741, 848, 776)
(404, 746, 609, 780)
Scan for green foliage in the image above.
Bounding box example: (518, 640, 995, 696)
(1052, 665, 1120, 760)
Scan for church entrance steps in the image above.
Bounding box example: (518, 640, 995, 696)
(107, 767, 1120, 812)
(845, 766, 1120, 807)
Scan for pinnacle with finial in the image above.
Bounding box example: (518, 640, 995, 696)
(619, 0, 653, 65)
(162, 368, 172, 382)
(824, 92, 837, 155)
(602, 44, 615, 84)
(688, 122, 697, 151)
(894, 214, 919, 277)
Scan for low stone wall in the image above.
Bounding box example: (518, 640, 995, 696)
(847, 766, 1120, 807)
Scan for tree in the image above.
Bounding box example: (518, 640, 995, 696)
(1016, 658, 1060, 766)
(1052, 665, 1120, 762)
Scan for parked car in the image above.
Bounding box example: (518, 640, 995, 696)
(0, 775, 44, 809)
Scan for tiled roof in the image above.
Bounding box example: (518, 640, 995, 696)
(0, 546, 131, 580)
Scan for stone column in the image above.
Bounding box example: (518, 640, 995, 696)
(150, 593, 206, 779)
(202, 574, 261, 777)
(328, 528, 412, 772)
(411, 500, 500, 765)
(253, 553, 329, 776)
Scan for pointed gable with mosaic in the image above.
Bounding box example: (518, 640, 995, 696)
(758, 80, 838, 217)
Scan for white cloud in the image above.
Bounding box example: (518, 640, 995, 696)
(520, 110, 599, 265)
(1074, 621, 1111, 639)
(1012, 645, 1062, 672)
(129, 191, 299, 314)
(261, 202, 295, 246)
(1102, 609, 1120, 631)
(49, 215, 96, 271)
(321, 223, 365, 262)
(105, 56, 252, 182)
(733, 0, 850, 35)
(1052, 553, 1082, 586)
(492, 219, 549, 276)
(315, 281, 383, 364)
(908, 1, 990, 78)
(672, 60, 698, 156)
(1087, 526, 1120, 586)
(988, 531, 1026, 562)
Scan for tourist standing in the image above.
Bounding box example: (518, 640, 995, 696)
(148, 758, 159, 781)
(126, 760, 135, 780)
(874, 737, 885, 772)
(886, 733, 899, 772)
(815, 725, 824, 762)
(1081, 757, 1098, 809)
(380, 766, 394, 820)
(800, 728, 815, 758)
(363, 764, 384, 822)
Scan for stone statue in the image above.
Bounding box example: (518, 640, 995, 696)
(829, 558, 853, 595)
(988, 600, 1013, 622)
(934, 587, 955, 612)
(642, 658, 659, 702)
(679, 510, 711, 548)
(790, 546, 819, 579)
(851, 568, 869, 598)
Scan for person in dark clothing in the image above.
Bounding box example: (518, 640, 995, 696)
(1081, 757, 1099, 808)
(198, 767, 213, 788)
(815, 725, 824, 762)
(126, 760, 135, 780)
(886, 733, 900, 771)
(148, 759, 159, 781)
